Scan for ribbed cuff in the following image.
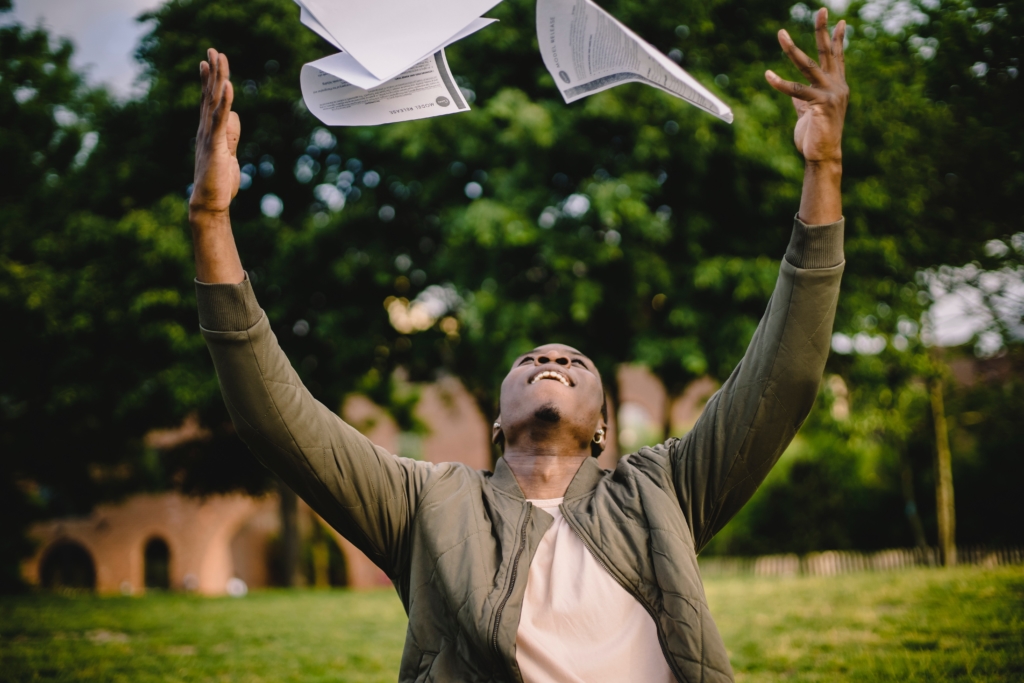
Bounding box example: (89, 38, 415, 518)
(785, 215, 845, 269)
(195, 273, 263, 331)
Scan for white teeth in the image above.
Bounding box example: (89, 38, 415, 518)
(530, 370, 571, 386)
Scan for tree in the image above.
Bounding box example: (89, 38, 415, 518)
(0, 18, 268, 590)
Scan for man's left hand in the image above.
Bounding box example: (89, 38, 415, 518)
(766, 8, 848, 165)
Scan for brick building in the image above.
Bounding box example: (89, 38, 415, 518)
(23, 370, 714, 594)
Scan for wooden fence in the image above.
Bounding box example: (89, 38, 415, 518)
(697, 546, 1024, 578)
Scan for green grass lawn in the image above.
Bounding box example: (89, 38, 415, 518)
(705, 567, 1024, 682)
(1, 567, 1021, 682)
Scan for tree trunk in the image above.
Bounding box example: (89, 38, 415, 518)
(899, 450, 929, 549)
(311, 537, 330, 588)
(278, 479, 304, 586)
(930, 377, 957, 567)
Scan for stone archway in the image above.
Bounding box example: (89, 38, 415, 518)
(39, 540, 96, 590)
(24, 492, 274, 595)
(143, 537, 171, 590)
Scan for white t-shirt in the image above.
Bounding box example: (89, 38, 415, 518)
(516, 498, 677, 683)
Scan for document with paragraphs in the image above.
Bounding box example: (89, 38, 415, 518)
(536, 0, 733, 123)
(301, 50, 469, 126)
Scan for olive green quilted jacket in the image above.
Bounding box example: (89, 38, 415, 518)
(196, 217, 844, 682)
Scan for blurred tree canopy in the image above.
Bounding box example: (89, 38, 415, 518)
(1, 0, 1021, 587)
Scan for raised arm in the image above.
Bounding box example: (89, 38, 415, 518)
(636, 10, 848, 551)
(189, 50, 435, 581)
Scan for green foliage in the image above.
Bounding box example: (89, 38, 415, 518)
(0, 25, 220, 590)
(0, 21, 273, 590)
(700, 0, 1024, 557)
(2, 568, 1023, 681)
(939, 348, 1024, 548)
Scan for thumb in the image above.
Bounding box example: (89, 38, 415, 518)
(226, 111, 241, 157)
(791, 97, 809, 116)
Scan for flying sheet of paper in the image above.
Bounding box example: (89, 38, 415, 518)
(536, 0, 733, 123)
(298, 0, 502, 81)
(301, 50, 469, 126)
(299, 5, 342, 50)
(305, 17, 498, 91)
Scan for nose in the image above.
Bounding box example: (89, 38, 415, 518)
(536, 354, 570, 367)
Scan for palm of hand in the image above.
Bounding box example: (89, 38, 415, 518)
(793, 100, 844, 163)
(192, 115, 241, 213)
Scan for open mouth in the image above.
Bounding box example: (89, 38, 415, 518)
(529, 369, 574, 387)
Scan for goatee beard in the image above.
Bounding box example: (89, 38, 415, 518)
(534, 403, 561, 423)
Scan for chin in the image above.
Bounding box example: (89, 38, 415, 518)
(533, 404, 561, 423)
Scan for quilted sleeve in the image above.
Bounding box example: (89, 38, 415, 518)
(195, 274, 434, 579)
(665, 217, 845, 551)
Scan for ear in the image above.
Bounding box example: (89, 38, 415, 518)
(491, 416, 503, 447)
(591, 415, 609, 456)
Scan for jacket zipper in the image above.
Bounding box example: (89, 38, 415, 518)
(491, 503, 532, 680)
(564, 509, 688, 683)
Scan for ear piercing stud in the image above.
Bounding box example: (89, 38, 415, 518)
(593, 429, 605, 443)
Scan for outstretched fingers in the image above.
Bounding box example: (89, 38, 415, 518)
(814, 8, 834, 73)
(196, 50, 233, 153)
(195, 49, 236, 164)
(197, 61, 210, 138)
(208, 48, 219, 83)
(199, 60, 211, 98)
(778, 28, 826, 87)
(832, 20, 847, 80)
(213, 79, 235, 139)
(207, 49, 225, 110)
(198, 50, 222, 141)
(765, 69, 815, 101)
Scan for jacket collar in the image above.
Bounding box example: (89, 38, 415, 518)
(563, 457, 606, 500)
(491, 456, 605, 501)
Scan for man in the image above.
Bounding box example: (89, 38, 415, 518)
(190, 8, 847, 682)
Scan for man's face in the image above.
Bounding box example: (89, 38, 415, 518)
(497, 344, 605, 449)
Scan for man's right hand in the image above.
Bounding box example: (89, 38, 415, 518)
(189, 48, 245, 284)
(190, 49, 241, 217)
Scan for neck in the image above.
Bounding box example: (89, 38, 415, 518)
(503, 444, 589, 499)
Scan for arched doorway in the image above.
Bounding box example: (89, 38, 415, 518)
(144, 537, 171, 590)
(40, 541, 96, 590)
